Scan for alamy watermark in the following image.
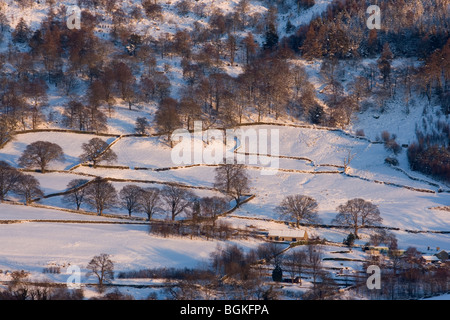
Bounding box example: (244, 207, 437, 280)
(170, 121, 279, 175)
(367, 5, 381, 30)
(366, 265, 381, 290)
(66, 5, 81, 30)
(66, 265, 81, 289)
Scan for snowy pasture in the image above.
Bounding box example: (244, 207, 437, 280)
(0, 125, 447, 268)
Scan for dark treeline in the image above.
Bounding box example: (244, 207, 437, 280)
(407, 117, 450, 182)
(287, 0, 449, 59)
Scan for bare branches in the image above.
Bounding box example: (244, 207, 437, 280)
(18, 141, 65, 173)
(277, 195, 320, 227)
(333, 198, 382, 238)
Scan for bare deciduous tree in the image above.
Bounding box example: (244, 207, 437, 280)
(161, 185, 195, 221)
(139, 187, 161, 221)
(79, 138, 117, 167)
(277, 195, 320, 227)
(84, 178, 117, 215)
(307, 244, 323, 291)
(285, 250, 307, 284)
(0, 161, 23, 202)
(154, 98, 181, 147)
(18, 141, 65, 173)
(0, 115, 17, 146)
(333, 198, 382, 238)
(15, 174, 44, 205)
(86, 253, 114, 291)
(199, 196, 229, 226)
(119, 184, 143, 217)
(134, 117, 149, 135)
(213, 163, 250, 207)
(62, 179, 89, 210)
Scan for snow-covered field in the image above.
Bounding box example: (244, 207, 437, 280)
(0, 132, 116, 170)
(0, 209, 261, 278)
(0, 124, 448, 288)
(0, 0, 448, 300)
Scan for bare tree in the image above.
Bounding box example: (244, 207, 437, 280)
(19, 141, 65, 173)
(24, 78, 48, 129)
(0, 114, 17, 146)
(369, 229, 398, 249)
(62, 101, 91, 131)
(119, 184, 143, 217)
(199, 196, 229, 226)
(112, 61, 136, 110)
(213, 163, 250, 207)
(86, 253, 114, 292)
(18, 141, 65, 173)
(264, 242, 285, 269)
(84, 178, 117, 215)
(285, 250, 307, 284)
(333, 198, 382, 238)
(242, 32, 258, 65)
(307, 244, 323, 291)
(0, 161, 23, 202)
(178, 95, 202, 131)
(154, 98, 181, 147)
(226, 33, 237, 65)
(79, 138, 117, 167)
(343, 150, 356, 173)
(210, 244, 253, 280)
(62, 179, 89, 210)
(161, 185, 195, 221)
(15, 174, 44, 205)
(139, 187, 161, 221)
(277, 195, 320, 227)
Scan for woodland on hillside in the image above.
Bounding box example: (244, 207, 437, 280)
(0, 0, 448, 181)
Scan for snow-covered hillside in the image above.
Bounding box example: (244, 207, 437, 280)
(0, 0, 448, 301)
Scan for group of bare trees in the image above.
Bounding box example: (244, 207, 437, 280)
(0, 270, 84, 300)
(0, 161, 43, 204)
(0, 0, 330, 143)
(0, 252, 116, 299)
(213, 163, 250, 208)
(12, 140, 252, 219)
(207, 241, 339, 300)
(16, 137, 117, 172)
(117, 241, 334, 300)
(277, 195, 383, 238)
(356, 244, 450, 300)
(0, 137, 117, 206)
(62, 178, 232, 221)
(1, 0, 448, 145)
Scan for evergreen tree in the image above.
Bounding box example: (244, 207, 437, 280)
(12, 18, 30, 43)
(285, 20, 295, 34)
(272, 265, 283, 282)
(344, 233, 356, 247)
(263, 23, 279, 50)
